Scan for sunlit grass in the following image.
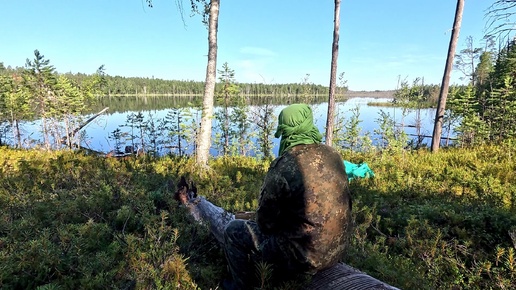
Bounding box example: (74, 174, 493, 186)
(0, 142, 515, 289)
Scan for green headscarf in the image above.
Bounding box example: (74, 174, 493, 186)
(274, 104, 322, 156)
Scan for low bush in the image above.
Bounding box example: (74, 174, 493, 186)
(0, 143, 514, 289)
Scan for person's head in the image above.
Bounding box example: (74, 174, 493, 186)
(274, 104, 322, 156)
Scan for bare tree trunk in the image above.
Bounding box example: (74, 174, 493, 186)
(64, 118, 72, 148)
(11, 110, 22, 148)
(42, 116, 50, 150)
(60, 107, 109, 145)
(431, 0, 464, 152)
(196, 0, 220, 166)
(224, 103, 229, 155)
(325, 0, 341, 147)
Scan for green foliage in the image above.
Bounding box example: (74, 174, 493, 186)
(0, 149, 227, 289)
(126, 212, 200, 289)
(229, 96, 253, 156)
(108, 128, 125, 154)
(448, 39, 516, 144)
(342, 143, 516, 289)
(214, 63, 254, 157)
(114, 101, 203, 156)
(22, 50, 58, 148)
(61, 69, 334, 100)
(179, 101, 202, 154)
(0, 74, 32, 147)
(333, 105, 373, 152)
(2, 51, 337, 153)
(215, 62, 240, 156)
(0, 50, 104, 149)
(393, 77, 439, 108)
(487, 75, 516, 140)
(475, 51, 494, 88)
(250, 102, 276, 159)
(448, 86, 490, 146)
(53, 75, 96, 148)
(122, 112, 145, 151)
(255, 261, 273, 289)
(392, 77, 439, 148)
(1, 141, 515, 289)
(159, 107, 187, 156)
(373, 109, 408, 153)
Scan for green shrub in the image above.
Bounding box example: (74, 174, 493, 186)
(0, 144, 515, 289)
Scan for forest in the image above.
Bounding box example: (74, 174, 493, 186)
(1, 1, 516, 289)
(0, 62, 334, 98)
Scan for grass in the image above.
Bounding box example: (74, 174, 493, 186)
(0, 142, 515, 289)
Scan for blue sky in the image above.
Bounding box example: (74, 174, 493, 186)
(1, 0, 492, 91)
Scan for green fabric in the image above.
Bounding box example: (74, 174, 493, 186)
(274, 104, 322, 155)
(343, 160, 375, 181)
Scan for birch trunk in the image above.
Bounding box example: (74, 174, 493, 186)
(196, 0, 220, 166)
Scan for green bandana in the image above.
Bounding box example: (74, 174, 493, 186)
(274, 104, 322, 156)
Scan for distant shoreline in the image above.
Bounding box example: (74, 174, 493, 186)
(345, 90, 395, 98)
(100, 90, 396, 99)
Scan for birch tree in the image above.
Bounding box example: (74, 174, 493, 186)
(196, 0, 219, 166)
(146, 0, 219, 166)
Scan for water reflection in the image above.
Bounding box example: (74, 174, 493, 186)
(89, 94, 331, 115)
(78, 97, 453, 157)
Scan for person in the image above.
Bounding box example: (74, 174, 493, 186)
(177, 104, 352, 289)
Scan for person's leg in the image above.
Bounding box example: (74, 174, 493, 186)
(175, 176, 236, 244)
(191, 196, 234, 244)
(223, 219, 262, 289)
(223, 219, 306, 289)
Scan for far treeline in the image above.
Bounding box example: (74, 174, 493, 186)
(0, 62, 341, 99)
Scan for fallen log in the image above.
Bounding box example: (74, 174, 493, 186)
(406, 133, 458, 141)
(182, 192, 400, 290)
(61, 107, 109, 146)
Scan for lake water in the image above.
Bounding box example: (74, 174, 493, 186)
(10, 97, 454, 157)
(77, 97, 452, 156)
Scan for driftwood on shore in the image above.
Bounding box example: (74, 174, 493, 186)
(182, 193, 400, 290)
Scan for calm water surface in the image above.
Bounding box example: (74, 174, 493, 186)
(76, 97, 451, 156)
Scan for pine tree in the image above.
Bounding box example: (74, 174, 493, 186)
(484, 40, 516, 140)
(214, 63, 239, 156)
(23, 50, 58, 148)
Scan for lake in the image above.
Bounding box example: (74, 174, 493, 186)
(73, 97, 453, 157)
(8, 96, 455, 157)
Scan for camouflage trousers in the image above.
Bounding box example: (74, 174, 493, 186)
(223, 219, 308, 290)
